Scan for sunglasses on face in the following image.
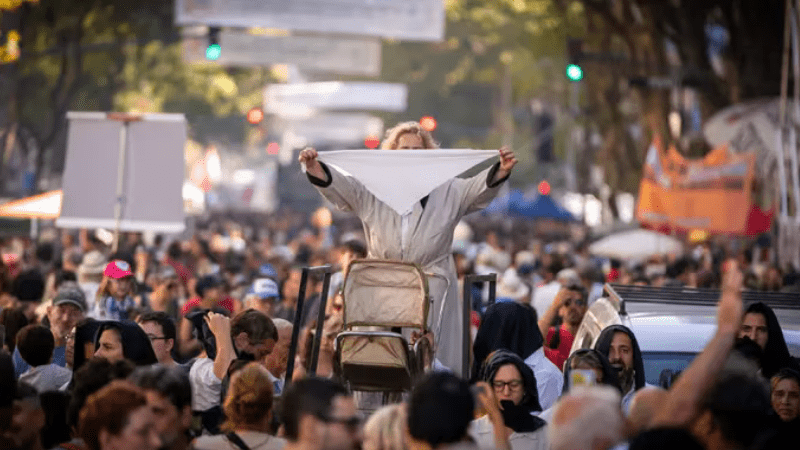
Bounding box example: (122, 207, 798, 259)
(318, 414, 361, 431)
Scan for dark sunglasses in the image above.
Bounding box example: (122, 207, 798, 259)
(318, 414, 361, 430)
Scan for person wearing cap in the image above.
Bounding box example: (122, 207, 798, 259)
(12, 282, 86, 378)
(93, 260, 138, 321)
(241, 278, 278, 318)
(77, 250, 107, 307)
(180, 275, 236, 316)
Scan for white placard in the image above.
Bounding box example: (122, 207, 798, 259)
(183, 30, 381, 76)
(264, 82, 407, 115)
(175, 0, 445, 42)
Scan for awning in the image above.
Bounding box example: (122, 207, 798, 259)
(0, 190, 62, 219)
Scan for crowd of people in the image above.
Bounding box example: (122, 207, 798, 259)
(0, 120, 799, 449)
(0, 217, 798, 450)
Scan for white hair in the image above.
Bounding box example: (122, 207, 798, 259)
(548, 386, 624, 450)
(271, 318, 293, 332)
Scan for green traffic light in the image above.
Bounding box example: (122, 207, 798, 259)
(206, 44, 221, 61)
(566, 64, 583, 81)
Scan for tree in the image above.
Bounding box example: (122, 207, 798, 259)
(0, 0, 271, 197)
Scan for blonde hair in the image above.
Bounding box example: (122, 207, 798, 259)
(380, 121, 439, 150)
(222, 363, 274, 431)
(363, 404, 407, 450)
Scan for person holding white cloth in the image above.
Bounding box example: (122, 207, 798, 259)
(299, 121, 516, 373)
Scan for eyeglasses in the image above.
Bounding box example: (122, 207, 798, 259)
(564, 298, 587, 307)
(492, 379, 523, 391)
(318, 415, 361, 431)
(147, 335, 169, 342)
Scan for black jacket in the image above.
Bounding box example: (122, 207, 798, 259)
(472, 302, 543, 382)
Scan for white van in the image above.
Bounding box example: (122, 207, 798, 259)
(570, 284, 800, 386)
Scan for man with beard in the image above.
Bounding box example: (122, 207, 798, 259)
(738, 302, 796, 378)
(594, 324, 648, 414)
(282, 377, 362, 450)
(129, 364, 193, 450)
(538, 285, 588, 370)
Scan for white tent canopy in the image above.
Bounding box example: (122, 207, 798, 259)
(588, 229, 684, 261)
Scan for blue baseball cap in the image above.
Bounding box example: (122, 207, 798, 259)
(248, 278, 279, 299)
(258, 264, 278, 278)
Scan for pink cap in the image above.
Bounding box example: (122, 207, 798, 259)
(104, 260, 133, 279)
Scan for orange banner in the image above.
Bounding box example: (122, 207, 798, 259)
(636, 138, 759, 235)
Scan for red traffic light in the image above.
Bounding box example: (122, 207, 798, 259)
(420, 116, 437, 132)
(364, 136, 380, 149)
(247, 108, 264, 125)
(538, 180, 551, 196)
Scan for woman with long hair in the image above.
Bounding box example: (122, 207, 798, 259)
(194, 363, 285, 450)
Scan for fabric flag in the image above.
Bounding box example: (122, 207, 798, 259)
(316, 149, 499, 215)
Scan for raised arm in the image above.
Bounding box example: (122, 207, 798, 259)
(299, 147, 368, 214)
(539, 288, 567, 340)
(649, 261, 743, 428)
(456, 147, 517, 216)
(205, 312, 236, 380)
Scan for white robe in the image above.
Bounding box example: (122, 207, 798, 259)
(309, 161, 506, 373)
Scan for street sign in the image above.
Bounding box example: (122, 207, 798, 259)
(175, 0, 445, 42)
(264, 82, 408, 116)
(282, 113, 384, 144)
(183, 30, 382, 76)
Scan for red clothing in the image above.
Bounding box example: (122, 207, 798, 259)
(544, 326, 575, 371)
(181, 296, 235, 316)
(166, 257, 192, 286)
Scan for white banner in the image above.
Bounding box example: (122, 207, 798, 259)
(175, 0, 445, 42)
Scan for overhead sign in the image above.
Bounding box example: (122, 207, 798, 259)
(282, 114, 384, 144)
(175, 0, 445, 42)
(277, 114, 384, 165)
(264, 82, 408, 116)
(183, 30, 382, 76)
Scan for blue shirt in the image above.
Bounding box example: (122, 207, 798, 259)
(14, 345, 66, 379)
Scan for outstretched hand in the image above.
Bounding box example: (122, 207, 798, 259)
(718, 260, 744, 335)
(498, 146, 517, 173)
(298, 147, 326, 179)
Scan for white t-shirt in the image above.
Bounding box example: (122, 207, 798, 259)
(470, 415, 549, 450)
(524, 348, 564, 411)
(189, 357, 222, 411)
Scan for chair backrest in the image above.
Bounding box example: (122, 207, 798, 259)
(342, 259, 429, 330)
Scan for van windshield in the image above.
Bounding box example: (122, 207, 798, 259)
(640, 351, 697, 387)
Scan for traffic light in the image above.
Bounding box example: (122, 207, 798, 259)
(246, 107, 264, 125)
(206, 27, 221, 61)
(566, 38, 583, 82)
(420, 116, 437, 132)
(364, 136, 380, 149)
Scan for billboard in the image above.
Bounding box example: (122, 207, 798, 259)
(57, 113, 187, 233)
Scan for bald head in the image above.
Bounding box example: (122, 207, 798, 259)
(628, 387, 668, 433)
(549, 386, 624, 450)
